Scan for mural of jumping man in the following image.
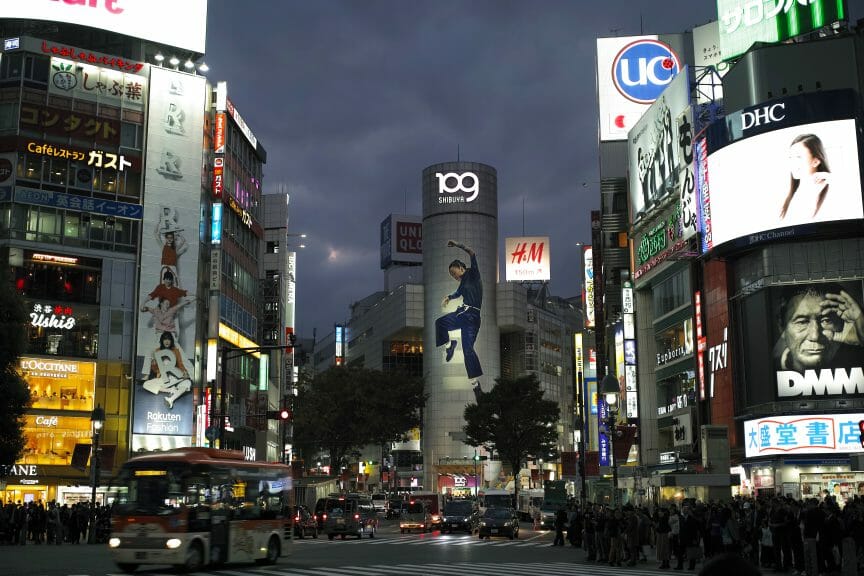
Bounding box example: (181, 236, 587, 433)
(436, 239, 485, 401)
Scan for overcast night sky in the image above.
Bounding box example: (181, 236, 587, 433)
(204, 1, 861, 339)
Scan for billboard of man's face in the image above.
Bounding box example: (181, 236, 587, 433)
(772, 281, 864, 399)
(778, 290, 845, 371)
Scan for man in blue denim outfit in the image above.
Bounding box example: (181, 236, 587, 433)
(436, 240, 484, 401)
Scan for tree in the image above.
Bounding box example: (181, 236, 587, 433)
(292, 366, 426, 474)
(463, 373, 559, 506)
(0, 265, 31, 467)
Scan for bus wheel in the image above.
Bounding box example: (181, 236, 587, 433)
(263, 536, 280, 565)
(176, 541, 203, 573)
(115, 563, 138, 573)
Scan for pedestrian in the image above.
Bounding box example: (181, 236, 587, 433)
(656, 507, 672, 570)
(552, 507, 567, 546)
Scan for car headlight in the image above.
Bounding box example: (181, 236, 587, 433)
(166, 538, 182, 549)
(480, 521, 487, 527)
(108, 537, 121, 548)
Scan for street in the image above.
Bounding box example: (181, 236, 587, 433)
(2, 519, 671, 576)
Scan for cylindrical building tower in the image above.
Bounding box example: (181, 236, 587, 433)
(421, 162, 500, 491)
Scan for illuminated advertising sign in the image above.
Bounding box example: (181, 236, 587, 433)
(212, 156, 224, 199)
(26, 141, 136, 172)
(584, 246, 595, 328)
(770, 281, 864, 399)
(20, 103, 121, 145)
(13, 186, 142, 219)
(134, 67, 206, 438)
(2, 0, 208, 54)
(214, 113, 226, 154)
(211, 203, 222, 244)
(596, 35, 684, 141)
(35, 38, 145, 73)
(49, 57, 146, 111)
(226, 98, 258, 149)
(436, 171, 479, 204)
(380, 214, 422, 268)
(703, 92, 863, 251)
(744, 413, 863, 457)
(628, 67, 697, 226)
(717, 0, 848, 62)
(505, 236, 550, 281)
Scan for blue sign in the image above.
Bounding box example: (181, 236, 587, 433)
(612, 39, 680, 104)
(211, 203, 223, 244)
(14, 186, 142, 219)
(599, 433, 611, 467)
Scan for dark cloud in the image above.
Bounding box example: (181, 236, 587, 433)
(204, 0, 856, 336)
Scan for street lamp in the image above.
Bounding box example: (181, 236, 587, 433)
(88, 404, 105, 544)
(601, 373, 620, 507)
(473, 451, 480, 500)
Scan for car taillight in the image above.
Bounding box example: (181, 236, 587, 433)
(295, 515, 300, 521)
(354, 514, 360, 520)
(322, 514, 327, 520)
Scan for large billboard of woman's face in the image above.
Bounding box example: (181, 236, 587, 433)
(706, 119, 863, 249)
(700, 90, 864, 252)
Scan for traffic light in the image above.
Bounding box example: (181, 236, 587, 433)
(267, 409, 292, 420)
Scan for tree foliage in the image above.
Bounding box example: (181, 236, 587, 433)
(0, 266, 31, 467)
(292, 366, 426, 471)
(463, 373, 559, 504)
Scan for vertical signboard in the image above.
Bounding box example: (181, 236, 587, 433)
(584, 246, 595, 328)
(133, 67, 205, 440)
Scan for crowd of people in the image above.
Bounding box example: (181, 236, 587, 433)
(0, 501, 112, 545)
(552, 494, 864, 575)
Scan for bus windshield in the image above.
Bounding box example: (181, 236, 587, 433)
(114, 464, 191, 516)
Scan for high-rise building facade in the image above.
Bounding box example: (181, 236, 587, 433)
(0, 0, 211, 503)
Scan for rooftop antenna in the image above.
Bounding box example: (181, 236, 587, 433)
(640, 13, 644, 35)
(404, 187, 408, 214)
(522, 197, 526, 236)
(457, 144, 461, 162)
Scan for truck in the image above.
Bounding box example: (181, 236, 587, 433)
(517, 488, 544, 522)
(409, 491, 445, 529)
(478, 488, 514, 513)
(535, 480, 569, 529)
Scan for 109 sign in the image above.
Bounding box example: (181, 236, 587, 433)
(436, 172, 479, 202)
(612, 39, 681, 104)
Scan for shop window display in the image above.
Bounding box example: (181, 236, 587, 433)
(20, 357, 96, 412)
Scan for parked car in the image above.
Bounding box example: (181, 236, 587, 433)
(290, 505, 319, 539)
(323, 499, 364, 540)
(478, 507, 519, 540)
(441, 499, 479, 534)
(399, 500, 432, 533)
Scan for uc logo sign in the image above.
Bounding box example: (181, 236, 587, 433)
(436, 172, 479, 202)
(612, 39, 680, 104)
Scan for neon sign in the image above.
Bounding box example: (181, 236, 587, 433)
(30, 303, 76, 330)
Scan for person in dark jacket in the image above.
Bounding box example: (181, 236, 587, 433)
(552, 507, 567, 546)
